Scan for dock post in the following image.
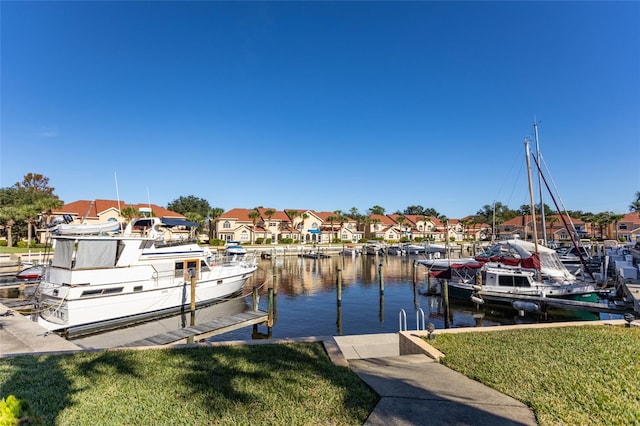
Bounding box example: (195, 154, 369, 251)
(412, 261, 417, 285)
(252, 286, 258, 311)
(267, 287, 274, 327)
(336, 268, 342, 305)
(442, 279, 450, 328)
(378, 263, 384, 294)
(272, 264, 278, 295)
(190, 273, 196, 314)
(188, 274, 196, 343)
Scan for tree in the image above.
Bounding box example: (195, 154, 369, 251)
(167, 196, 211, 218)
(248, 210, 261, 244)
(14, 173, 56, 195)
(611, 213, 625, 240)
(403, 205, 425, 215)
(367, 205, 385, 215)
(395, 214, 407, 241)
(0, 173, 62, 246)
(287, 210, 300, 241)
(475, 201, 518, 238)
(264, 209, 276, 242)
(630, 191, 640, 215)
(207, 207, 225, 241)
(326, 215, 338, 242)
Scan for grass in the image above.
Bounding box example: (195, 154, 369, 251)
(426, 325, 640, 425)
(0, 342, 378, 425)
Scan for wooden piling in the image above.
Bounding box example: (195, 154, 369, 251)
(189, 274, 196, 343)
(336, 268, 342, 305)
(272, 264, 278, 294)
(252, 286, 258, 311)
(378, 263, 384, 294)
(442, 279, 450, 328)
(267, 287, 274, 327)
(190, 274, 196, 314)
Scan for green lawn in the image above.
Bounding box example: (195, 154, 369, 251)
(0, 343, 378, 425)
(427, 325, 640, 425)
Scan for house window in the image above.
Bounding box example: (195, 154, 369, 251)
(240, 230, 249, 241)
(312, 222, 318, 230)
(342, 232, 348, 240)
(620, 224, 628, 230)
(348, 223, 353, 229)
(223, 221, 231, 229)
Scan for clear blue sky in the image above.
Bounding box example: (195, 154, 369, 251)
(2, 1, 639, 218)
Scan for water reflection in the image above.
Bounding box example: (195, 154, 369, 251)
(209, 254, 608, 342)
(45, 254, 612, 347)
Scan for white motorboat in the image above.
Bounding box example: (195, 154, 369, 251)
(364, 241, 385, 255)
(52, 221, 120, 235)
(225, 241, 247, 257)
(37, 217, 258, 334)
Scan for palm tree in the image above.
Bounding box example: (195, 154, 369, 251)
(300, 213, 309, 243)
(287, 210, 300, 242)
(439, 215, 449, 243)
(248, 210, 261, 244)
(611, 213, 625, 241)
(207, 207, 224, 241)
(396, 214, 407, 241)
(629, 191, 640, 214)
(264, 209, 275, 242)
(326, 215, 338, 242)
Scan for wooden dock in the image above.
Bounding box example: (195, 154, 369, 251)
(118, 310, 269, 347)
(622, 283, 640, 315)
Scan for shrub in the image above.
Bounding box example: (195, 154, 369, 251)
(0, 395, 38, 425)
(255, 238, 264, 245)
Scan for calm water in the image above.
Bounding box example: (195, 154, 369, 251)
(209, 254, 614, 342)
(57, 254, 618, 348)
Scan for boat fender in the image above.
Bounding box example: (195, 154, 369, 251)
(512, 300, 540, 313)
(470, 295, 484, 304)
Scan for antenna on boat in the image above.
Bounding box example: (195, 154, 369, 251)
(115, 172, 124, 232)
(146, 187, 152, 217)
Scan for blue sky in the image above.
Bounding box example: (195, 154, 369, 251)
(2, 1, 639, 218)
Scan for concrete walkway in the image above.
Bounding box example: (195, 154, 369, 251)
(0, 304, 81, 357)
(333, 334, 537, 426)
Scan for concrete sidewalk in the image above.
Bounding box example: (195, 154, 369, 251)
(0, 304, 81, 357)
(333, 334, 537, 426)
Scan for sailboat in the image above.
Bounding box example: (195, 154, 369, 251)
(419, 139, 599, 309)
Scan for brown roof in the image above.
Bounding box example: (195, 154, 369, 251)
(219, 208, 256, 222)
(54, 199, 183, 219)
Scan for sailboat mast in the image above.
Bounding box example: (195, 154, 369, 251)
(525, 139, 539, 255)
(534, 121, 547, 243)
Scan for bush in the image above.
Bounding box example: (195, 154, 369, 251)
(255, 238, 264, 245)
(279, 238, 293, 244)
(0, 395, 38, 425)
(209, 239, 225, 247)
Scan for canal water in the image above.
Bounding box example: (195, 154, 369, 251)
(205, 254, 615, 343)
(20, 254, 618, 349)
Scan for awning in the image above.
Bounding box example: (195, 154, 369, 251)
(161, 218, 200, 228)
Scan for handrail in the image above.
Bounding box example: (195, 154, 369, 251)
(398, 309, 407, 331)
(416, 308, 425, 330)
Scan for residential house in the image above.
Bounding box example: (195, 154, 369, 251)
(215, 208, 258, 243)
(611, 212, 640, 242)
